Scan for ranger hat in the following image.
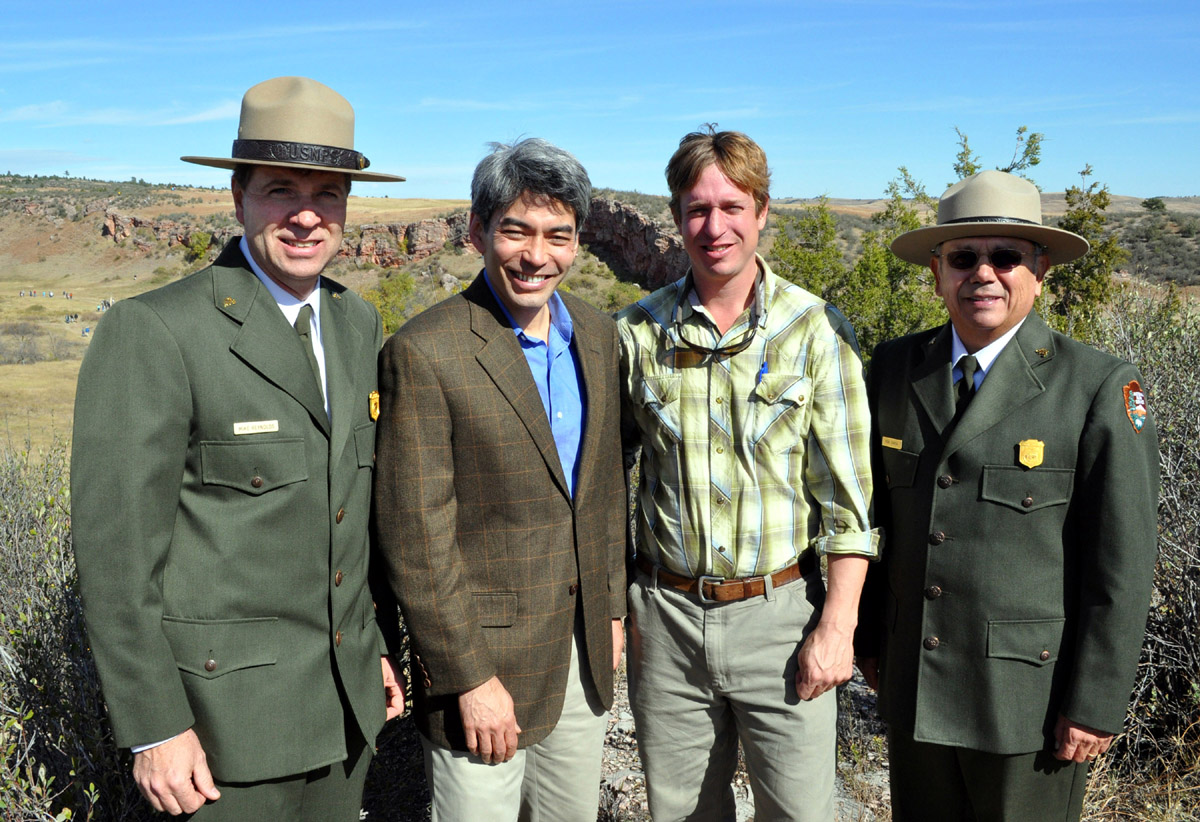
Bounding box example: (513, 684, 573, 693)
(182, 76, 404, 182)
(891, 170, 1087, 266)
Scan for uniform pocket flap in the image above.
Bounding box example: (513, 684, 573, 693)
(753, 373, 807, 406)
(881, 447, 920, 489)
(981, 466, 1074, 512)
(161, 616, 279, 679)
(200, 439, 307, 495)
(986, 617, 1064, 666)
(353, 422, 376, 469)
(472, 592, 518, 628)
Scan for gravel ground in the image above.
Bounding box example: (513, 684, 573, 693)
(361, 657, 891, 821)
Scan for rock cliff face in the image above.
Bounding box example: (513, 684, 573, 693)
(100, 198, 687, 290)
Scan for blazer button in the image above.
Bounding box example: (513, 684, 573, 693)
(335, 630, 343, 647)
(924, 585, 942, 599)
(929, 531, 946, 545)
(204, 658, 217, 672)
(1022, 496, 1034, 508)
(335, 569, 344, 586)
(336, 508, 345, 523)
(251, 476, 263, 489)
(923, 636, 940, 650)
(1039, 650, 1051, 661)
(937, 475, 953, 489)
(568, 583, 579, 595)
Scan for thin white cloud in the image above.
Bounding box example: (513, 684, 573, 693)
(159, 101, 241, 126)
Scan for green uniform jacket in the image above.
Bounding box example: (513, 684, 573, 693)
(71, 241, 390, 782)
(856, 314, 1159, 754)
(373, 274, 626, 751)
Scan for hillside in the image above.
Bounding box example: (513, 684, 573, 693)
(2, 174, 1197, 450)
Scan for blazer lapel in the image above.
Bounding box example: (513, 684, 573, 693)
(564, 299, 606, 508)
(466, 276, 570, 499)
(214, 245, 331, 437)
(942, 315, 1050, 458)
(320, 281, 364, 470)
(911, 324, 956, 435)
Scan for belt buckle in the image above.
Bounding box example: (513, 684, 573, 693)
(696, 574, 724, 604)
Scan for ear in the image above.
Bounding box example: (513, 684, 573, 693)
(232, 177, 245, 226)
(468, 212, 487, 255)
(756, 198, 770, 230)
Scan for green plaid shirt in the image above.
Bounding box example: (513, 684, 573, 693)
(617, 257, 880, 579)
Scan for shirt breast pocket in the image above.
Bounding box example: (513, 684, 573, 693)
(637, 374, 682, 448)
(751, 374, 809, 453)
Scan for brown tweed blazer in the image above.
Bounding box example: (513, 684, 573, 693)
(373, 273, 626, 749)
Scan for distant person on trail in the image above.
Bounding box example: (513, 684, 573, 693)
(372, 138, 626, 822)
(617, 127, 880, 821)
(854, 170, 1160, 822)
(71, 76, 406, 819)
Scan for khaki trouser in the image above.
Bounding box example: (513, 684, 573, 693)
(628, 566, 836, 822)
(422, 621, 607, 822)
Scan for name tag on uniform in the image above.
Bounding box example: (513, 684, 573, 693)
(882, 436, 903, 450)
(234, 420, 279, 436)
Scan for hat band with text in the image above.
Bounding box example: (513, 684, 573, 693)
(941, 215, 1040, 226)
(232, 139, 369, 171)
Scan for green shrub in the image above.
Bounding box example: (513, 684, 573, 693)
(0, 442, 149, 820)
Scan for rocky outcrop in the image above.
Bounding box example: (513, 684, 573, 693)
(581, 197, 688, 289)
(97, 199, 686, 290)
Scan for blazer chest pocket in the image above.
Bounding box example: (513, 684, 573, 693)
(353, 422, 375, 469)
(200, 439, 307, 495)
(161, 616, 279, 680)
(987, 617, 1064, 667)
(981, 466, 1074, 513)
(473, 592, 517, 628)
(881, 446, 920, 489)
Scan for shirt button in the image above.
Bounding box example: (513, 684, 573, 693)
(336, 508, 345, 523)
(937, 475, 954, 489)
(715, 397, 723, 405)
(334, 570, 343, 586)
(923, 636, 940, 650)
(717, 546, 727, 553)
(251, 476, 263, 489)
(929, 531, 946, 545)
(204, 658, 217, 672)
(556, 411, 563, 419)
(335, 630, 343, 647)
(716, 446, 724, 454)
(924, 585, 942, 599)
(715, 497, 725, 505)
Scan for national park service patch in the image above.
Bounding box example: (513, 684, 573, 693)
(1123, 380, 1148, 433)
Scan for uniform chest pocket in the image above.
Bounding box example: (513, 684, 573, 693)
(880, 446, 920, 489)
(353, 422, 376, 469)
(751, 374, 809, 453)
(636, 374, 682, 446)
(980, 466, 1074, 513)
(200, 438, 307, 495)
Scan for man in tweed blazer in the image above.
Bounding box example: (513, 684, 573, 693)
(373, 138, 626, 821)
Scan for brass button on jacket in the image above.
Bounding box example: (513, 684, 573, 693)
(1039, 650, 1051, 662)
(929, 530, 946, 545)
(568, 583, 579, 595)
(204, 658, 217, 672)
(335, 508, 345, 523)
(334, 570, 344, 587)
(250, 476, 263, 489)
(335, 630, 343, 647)
(924, 585, 943, 600)
(923, 636, 940, 650)
(937, 475, 954, 489)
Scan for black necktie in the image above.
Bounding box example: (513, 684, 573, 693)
(956, 355, 978, 412)
(294, 304, 324, 403)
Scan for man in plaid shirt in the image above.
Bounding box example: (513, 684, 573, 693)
(617, 127, 880, 821)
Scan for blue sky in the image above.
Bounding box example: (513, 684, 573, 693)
(1, 0, 1196, 201)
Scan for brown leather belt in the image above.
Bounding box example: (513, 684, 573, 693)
(636, 551, 817, 603)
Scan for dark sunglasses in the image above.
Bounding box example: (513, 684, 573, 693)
(940, 246, 1040, 272)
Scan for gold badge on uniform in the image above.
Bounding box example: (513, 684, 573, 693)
(1018, 439, 1045, 469)
(882, 436, 903, 450)
(369, 390, 380, 421)
(223, 297, 236, 307)
(332, 292, 342, 300)
(1035, 348, 1049, 358)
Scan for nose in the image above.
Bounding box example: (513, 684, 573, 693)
(291, 200, 323, 229)
(702, 209, 725, 237)
(523, 235, 549, 267)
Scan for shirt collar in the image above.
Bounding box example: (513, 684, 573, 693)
(950, 317, 1026, 376)
(481, 267, 574, 345)
(239, 236, 322, 322)
(679, 253, 772, 329)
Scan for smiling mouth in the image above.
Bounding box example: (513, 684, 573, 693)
(513, 271, 552, 284)
(283, 239, 319, 248)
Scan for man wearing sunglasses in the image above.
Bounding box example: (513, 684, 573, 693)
(617, 128, 880, 821)
(856, 170, 1159, 821)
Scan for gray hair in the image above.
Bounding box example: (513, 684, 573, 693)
(470, 138, 591, 230)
